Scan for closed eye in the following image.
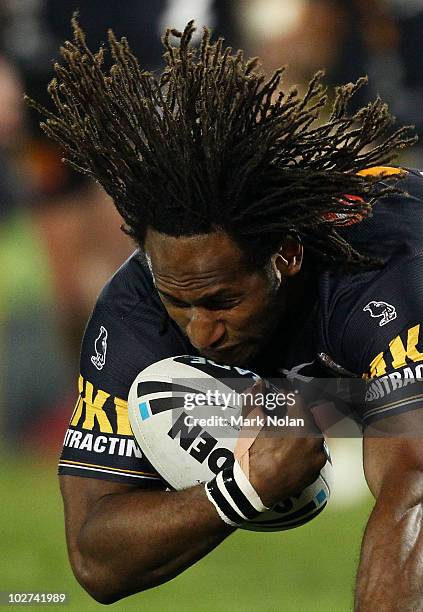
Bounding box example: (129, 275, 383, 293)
(158, 291, 241, 311)
(160, 295, 190, 308)
(206, 299, 241, 311)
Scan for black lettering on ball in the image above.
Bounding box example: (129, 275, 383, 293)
(207, 447, 234, 474)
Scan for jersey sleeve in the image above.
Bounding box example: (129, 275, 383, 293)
(58, 297, 191, 487)
(336, 253, 423, 427)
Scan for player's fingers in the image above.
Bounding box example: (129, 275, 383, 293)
(285, 388, 323, 436)
(234, 379, 266, 478)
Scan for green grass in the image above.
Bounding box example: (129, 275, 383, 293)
(1, 454, 373, 611)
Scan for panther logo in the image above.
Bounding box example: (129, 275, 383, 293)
(363, 301, 397, 327)
(91, 326, 108, 370)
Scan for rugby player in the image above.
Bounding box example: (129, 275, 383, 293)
(29, 19, 423, 608)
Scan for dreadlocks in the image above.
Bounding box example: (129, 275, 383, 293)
(27, 18, 416, 269)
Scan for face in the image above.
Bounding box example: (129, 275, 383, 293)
(144, 228, 302, 366)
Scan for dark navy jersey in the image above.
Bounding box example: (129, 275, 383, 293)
(59, 167, 423, 486)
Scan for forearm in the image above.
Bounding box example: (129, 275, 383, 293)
(73, 484, 234, 603)
(355, 475, 423, 611)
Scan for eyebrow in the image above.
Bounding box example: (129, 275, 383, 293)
(156, 288, 240, 306)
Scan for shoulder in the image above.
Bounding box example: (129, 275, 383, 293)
(80, 252, 194, 397)
(58, 253, 189, 488)
(317, 166, 423, 367)
(318, 250, 423, 375)
(316, 250, 423, 426)
(96, 250, 158, 319)
(337, 167, 423, 261)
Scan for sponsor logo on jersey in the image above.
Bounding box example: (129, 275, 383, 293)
(60, 376, 160, 480)
(363, 301, 397, 327)
(63, 428, 142, 457)
(70, 375, 133, 435)
(363, 324, 423, 421)
(365, 323, 423, 379)
(365, 364, 423, 401)
(91, 326, 108, 370)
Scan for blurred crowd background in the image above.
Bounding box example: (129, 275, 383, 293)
(1, 0, 422, 456)
(1, 1, 422, 608)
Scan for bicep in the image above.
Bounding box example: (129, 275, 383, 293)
(60, 475, 137, 566)
(363, 410, 423, 499)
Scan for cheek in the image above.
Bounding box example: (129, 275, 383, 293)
(230, 277, 281, 333)
(226, 299, 272, 332)
(164, 306, 190, 327)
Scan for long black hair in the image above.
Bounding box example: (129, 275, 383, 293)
(27, 18, 416, 269)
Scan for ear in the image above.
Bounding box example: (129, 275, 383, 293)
(272, 236, 303, 280)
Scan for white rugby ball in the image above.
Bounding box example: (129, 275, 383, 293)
(128, 355, 332, 531)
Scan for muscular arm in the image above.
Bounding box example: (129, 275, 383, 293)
(61, 430, 325, 604)
(355, 413, 423, 611)
(61, 475, 234, 604)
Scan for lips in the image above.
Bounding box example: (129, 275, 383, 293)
(204, 342, 256, 365)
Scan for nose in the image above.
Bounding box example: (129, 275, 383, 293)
(185, 307, 226, 351)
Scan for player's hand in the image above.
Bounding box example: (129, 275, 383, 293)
(247, 379, 327, 507)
